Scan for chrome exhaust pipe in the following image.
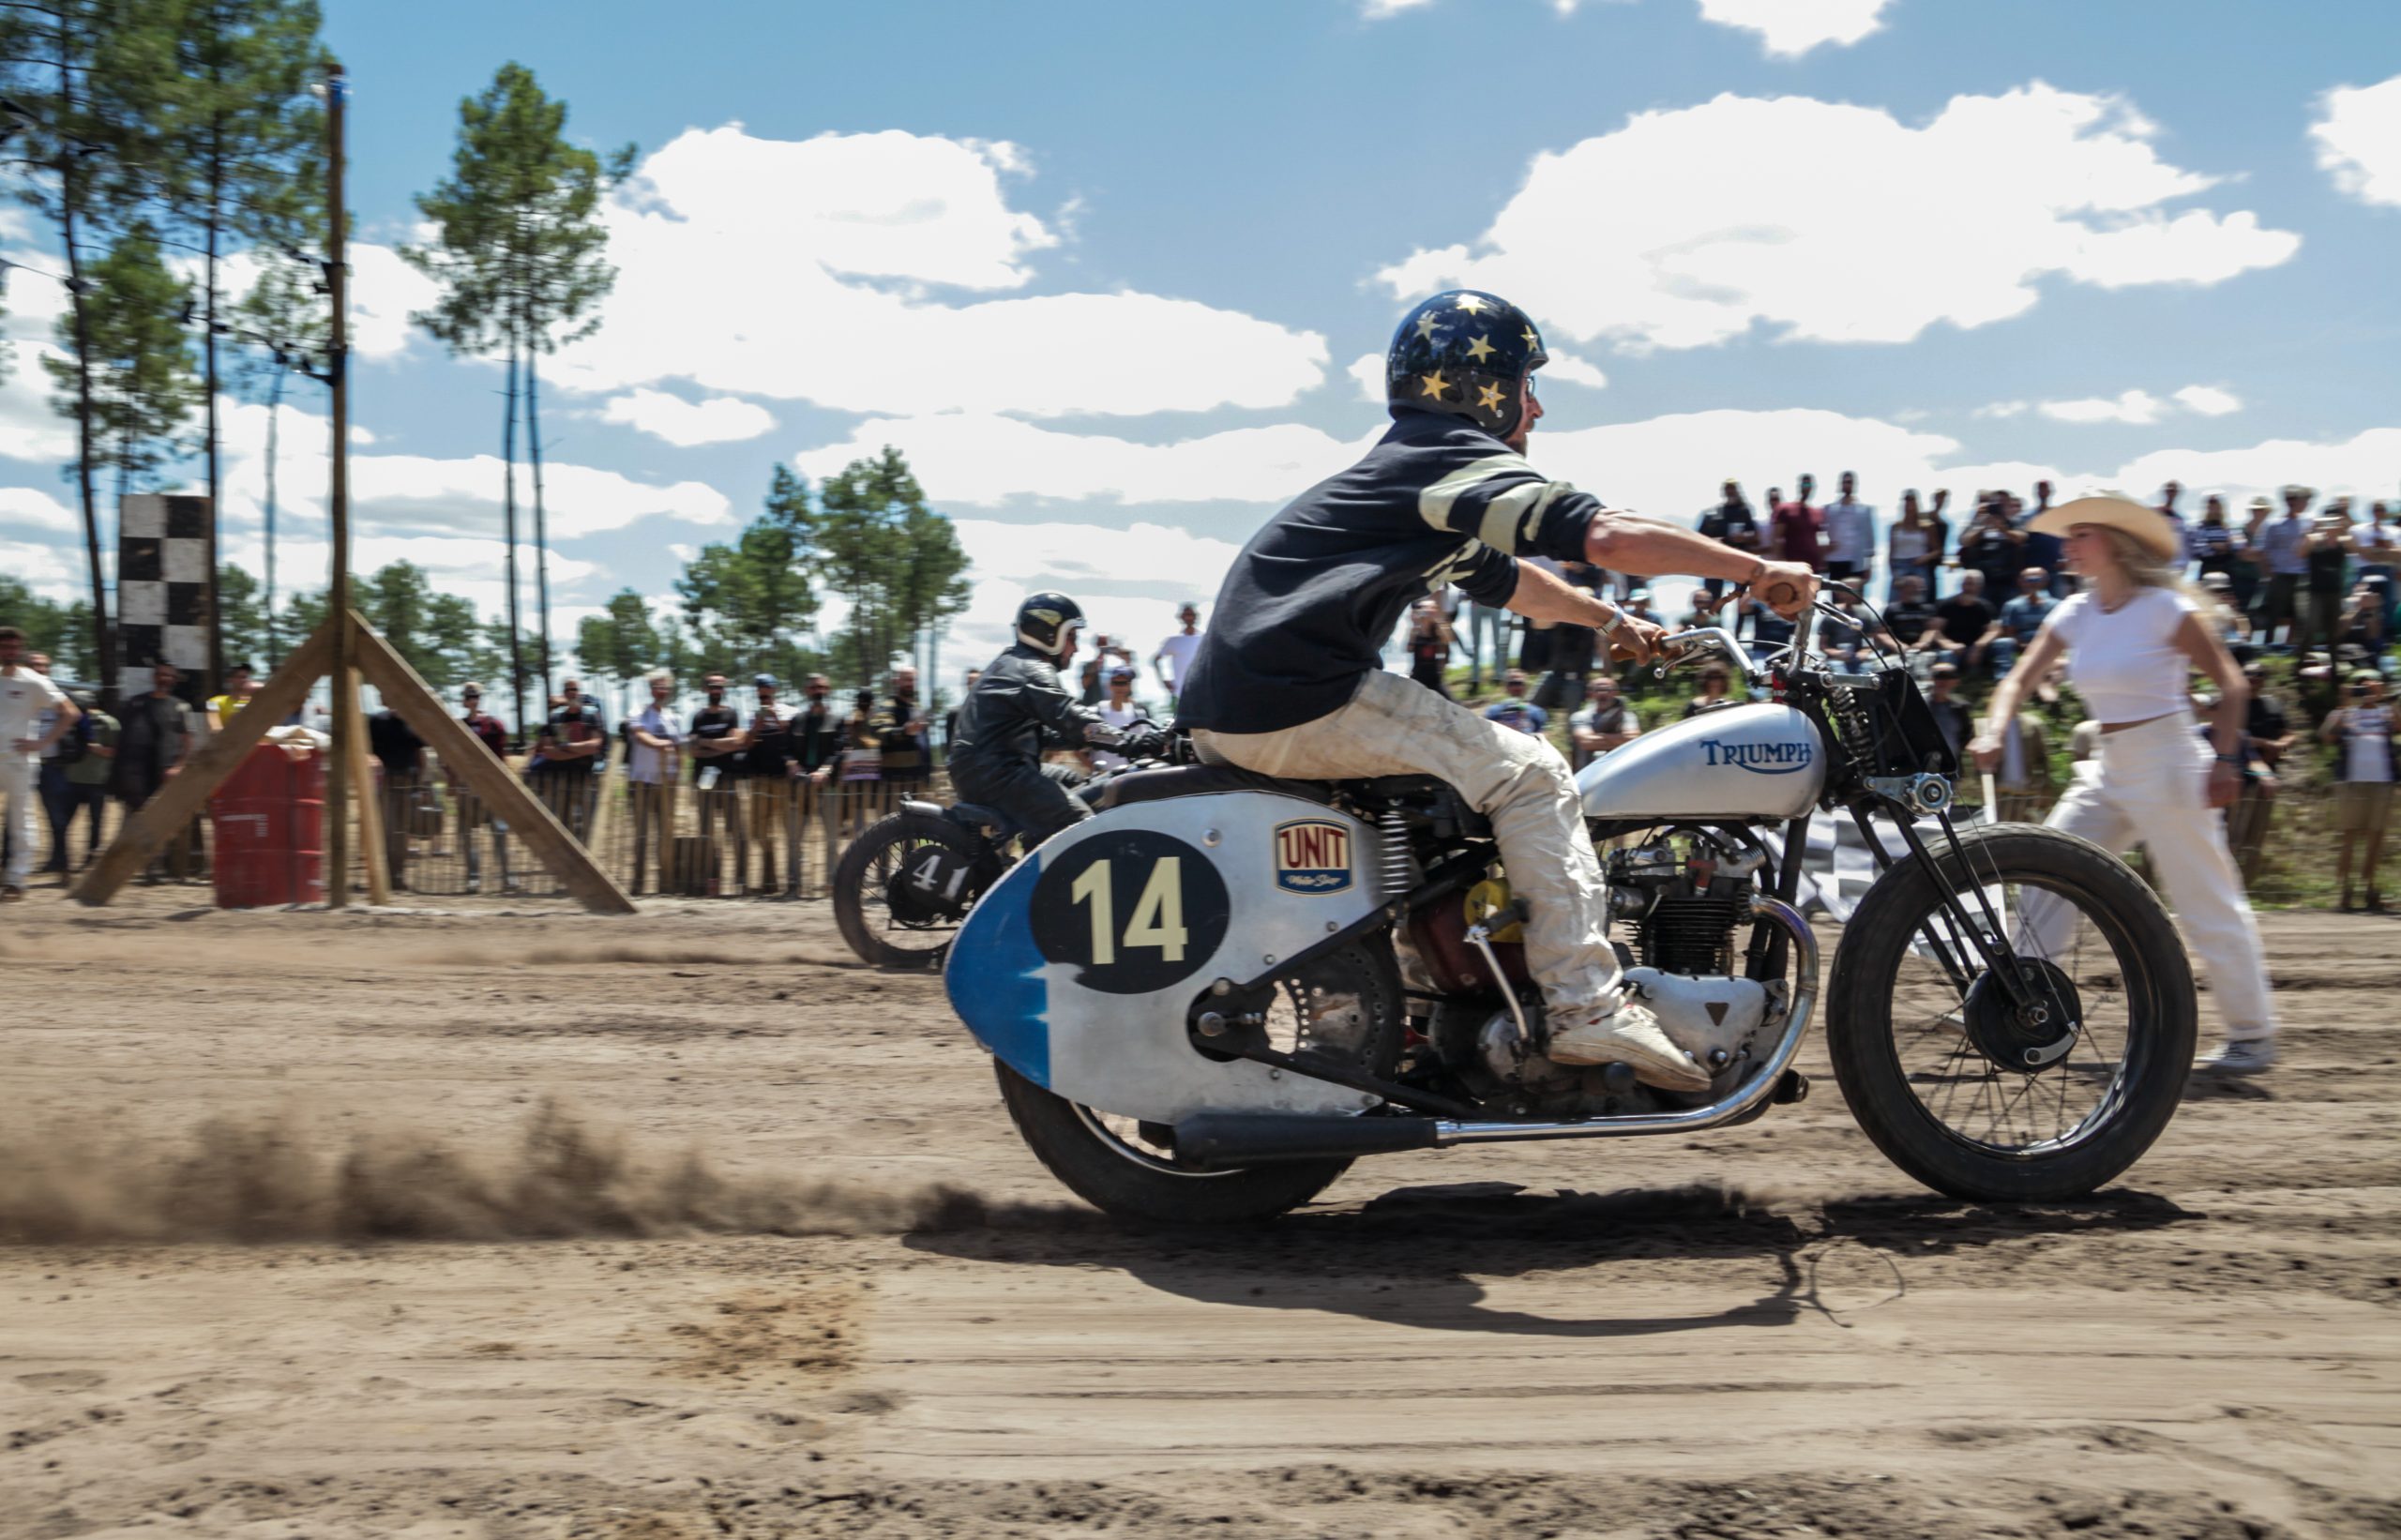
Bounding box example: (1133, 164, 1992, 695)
(1431, 894, 1820, 1147)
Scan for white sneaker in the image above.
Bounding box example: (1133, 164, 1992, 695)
(1546, 1000, 1712, 1092)
(2195, 1038, 2276, 1076)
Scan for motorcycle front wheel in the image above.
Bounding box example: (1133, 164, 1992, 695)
(1825, 823, 2197, 1203)
(994, 938, 1406, 1225)
(832, 811, 996, 971)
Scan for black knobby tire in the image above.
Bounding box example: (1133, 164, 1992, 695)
(832, 811, 995, 971)
(1826, 823, 2197, 1202)
(993, 938, 1407, 1225)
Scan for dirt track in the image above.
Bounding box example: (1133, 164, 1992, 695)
(2, 891, 2396, 1538)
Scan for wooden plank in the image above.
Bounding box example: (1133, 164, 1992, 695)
(343, 668, 391, 904)
(73, 615, 335, 907)
(346, 614, 635, 915)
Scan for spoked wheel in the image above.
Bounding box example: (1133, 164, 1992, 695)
(995, 938, 1406, 1224)
(831, 812, 997, 971)
(1826, 824, 2197, 1202)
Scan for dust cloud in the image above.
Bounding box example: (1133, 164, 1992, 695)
(0, 1100, 1077, 1245)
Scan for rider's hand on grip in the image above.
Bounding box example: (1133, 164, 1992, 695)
(1609, 615, 1667, 665)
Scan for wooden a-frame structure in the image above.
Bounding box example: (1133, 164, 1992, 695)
(72, 609, 635, 914)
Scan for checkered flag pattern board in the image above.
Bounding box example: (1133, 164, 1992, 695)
(1766, 804, 1990, 923)
(117, 493, 212, 700)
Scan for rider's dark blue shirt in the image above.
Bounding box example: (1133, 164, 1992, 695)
(1176, 410, 1604, 735)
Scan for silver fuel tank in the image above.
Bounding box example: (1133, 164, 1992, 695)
(1576, 701, 1827, 822)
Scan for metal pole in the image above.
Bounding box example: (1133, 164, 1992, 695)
(324, 62, 352, 908)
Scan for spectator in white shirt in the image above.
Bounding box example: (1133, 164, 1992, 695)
(627, 669, 687, 895)
(1821, 471, 1876, 590)
(1086, 667, 1153, 774)
(1150, 603, 1204, 710)
(1, 627, 76, 900)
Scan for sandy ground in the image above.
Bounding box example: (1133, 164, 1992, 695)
(1, 887, 2396, 1538)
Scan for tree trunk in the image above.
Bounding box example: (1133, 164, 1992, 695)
(264, 362, 284, 668)
(527, 349, 552, 701)
(502, 343, 525, 735)
(57, 33, 113, 703)
(202, 88, 225, 697)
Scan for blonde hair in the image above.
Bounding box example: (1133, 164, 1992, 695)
(2093, 525, 2192, 598)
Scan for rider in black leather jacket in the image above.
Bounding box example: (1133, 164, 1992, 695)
(947, 592, 1167, 846)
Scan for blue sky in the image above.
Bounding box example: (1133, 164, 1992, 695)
(2, 0, 2395, 713)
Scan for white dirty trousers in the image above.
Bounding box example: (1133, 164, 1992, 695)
(2024, 711, 2275, 1043)
(1191, 668, 1619, 1013)
(1, 751, 34, 887)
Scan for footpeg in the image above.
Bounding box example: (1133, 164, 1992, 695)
(1772, 1070, 1809, 1105)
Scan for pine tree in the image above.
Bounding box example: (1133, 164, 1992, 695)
(673, 466, 821, 682)
(44, 222, 201, 501)
(158, 0, 325, 686)
(1, 0, 183, 695)
(402, 62, 630, 722)
(816, 448, 972, 687)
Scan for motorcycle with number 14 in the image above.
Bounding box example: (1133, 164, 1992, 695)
(940, 603, 2197, 1224)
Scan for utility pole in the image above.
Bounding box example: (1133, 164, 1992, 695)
(324, 61, 352, 907)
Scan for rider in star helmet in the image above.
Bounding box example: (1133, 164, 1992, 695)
(947, 592, 1169, 847)
(1172, 290, 1819, 1093)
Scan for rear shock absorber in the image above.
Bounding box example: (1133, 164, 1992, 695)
(1378, 807, 1420, 900)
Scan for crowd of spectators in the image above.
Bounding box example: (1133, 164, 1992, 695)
(1409, 471, 2398, 911)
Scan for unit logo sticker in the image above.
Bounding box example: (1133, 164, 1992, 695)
(1273, 818, 1353, 895)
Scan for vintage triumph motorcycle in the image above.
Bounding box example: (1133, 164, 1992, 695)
(941, 610, 2197, 1224)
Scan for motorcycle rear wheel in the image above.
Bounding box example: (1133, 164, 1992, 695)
(994, 938, 1406, 1225)
(1826, 823, 2197, 1202)
(832, 811, 994, 971)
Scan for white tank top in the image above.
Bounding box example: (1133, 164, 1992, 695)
(2046, 587, 2197, 725)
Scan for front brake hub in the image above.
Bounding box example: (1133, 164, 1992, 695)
(1960, 957, 2083, 1071)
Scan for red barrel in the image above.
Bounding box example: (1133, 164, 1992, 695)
(209, 742, 326, 907)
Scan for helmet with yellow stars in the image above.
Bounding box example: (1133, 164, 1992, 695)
(1385, 290, 1548, 439)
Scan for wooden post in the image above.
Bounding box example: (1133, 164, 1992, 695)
(74, 616, 334, 905)
(348, 614, 635, 915)
(323, 61, 353, 908)
(346, 668, 390, 903)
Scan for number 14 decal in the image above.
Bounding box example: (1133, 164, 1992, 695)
(1068, 856, 1189, 964)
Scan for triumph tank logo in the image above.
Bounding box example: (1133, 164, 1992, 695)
(1699, 738, 1815, 775)
(1274, 819, 1353, 895)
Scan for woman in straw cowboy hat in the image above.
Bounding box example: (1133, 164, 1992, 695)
(1970, 493, 2277, 1077)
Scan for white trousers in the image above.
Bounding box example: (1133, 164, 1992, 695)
(1192, 669, 1620, 1013)
(1, 752, 33, 886)
(2026, 711, 2274, 1042)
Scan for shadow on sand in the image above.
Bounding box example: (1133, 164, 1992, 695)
(905, 1181, 2197, 1340)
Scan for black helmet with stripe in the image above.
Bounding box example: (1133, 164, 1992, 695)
(1014, 591, 1085, 657)
(1385, 290, 1548, 440)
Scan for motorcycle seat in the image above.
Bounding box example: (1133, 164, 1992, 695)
(1097, 764, 1335, 811)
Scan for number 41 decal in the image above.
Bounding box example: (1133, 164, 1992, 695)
(1068, 856, 1188, 964)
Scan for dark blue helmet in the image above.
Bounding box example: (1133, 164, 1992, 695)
(1385, 290, 1548, 440)
(1014, 591, 1085, 657)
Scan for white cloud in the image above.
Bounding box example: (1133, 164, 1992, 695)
(946, 518, 1243, 670)
(546, 126, 1327, 418)
(1978, 384, 2242, 425)
(599, 387, 778, 447)
(1347, 351, 1386, 403)
(348, 424, 377, 445)
(2039, 389, 2169, 426)
(1360, 0, 1435, 14)
(2172, 384, 2242, 417)
(1541, 351, 1608, 389)
(793, 414, 1371, 506)
(1377, 83, 2300, 352)
(1695, 0, 1895, 56)
(0, 485, 76, 534)
(0, 536, 79, 598)
(2311, 74, 2401, 208)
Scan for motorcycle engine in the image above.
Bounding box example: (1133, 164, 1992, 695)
(1607, 833, 1762, 976)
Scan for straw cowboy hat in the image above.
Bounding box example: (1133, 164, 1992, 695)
(2026, 493, 2182, 561)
